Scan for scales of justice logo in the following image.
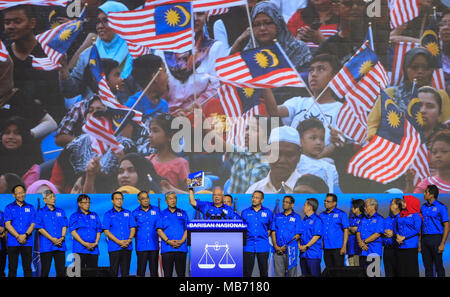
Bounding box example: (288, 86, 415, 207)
(198, 241, 236, 269)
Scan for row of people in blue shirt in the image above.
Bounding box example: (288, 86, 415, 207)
(0, 184, 448, 277)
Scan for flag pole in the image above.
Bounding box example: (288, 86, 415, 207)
(114, 68, 162, 136)
(191, 1, 198, 105)
(245, 0, 256, 47)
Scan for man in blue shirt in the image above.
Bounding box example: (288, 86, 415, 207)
(36, 190, 68, 277)
(299, 198, 323, 277)
(271, 195, 302, 277)
(223, 194, 242, 220)
(103, 191, 137, 277)
(241, 190, 273, 277)
(69, 194, 102, 276)
(156, 191, 189, 277)
(319, 193, 349, 271)
(421, 185, 449, 277)
(132, 191, 161, 277)
(4, 185, 35, 277)
(189, 187, 235, 220)
(356, 198, 384, 273)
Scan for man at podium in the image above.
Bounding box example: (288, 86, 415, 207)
(189, 187, 237, 220)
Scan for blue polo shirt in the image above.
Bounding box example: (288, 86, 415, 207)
(132, 205, 161, 252)
(300, 213, 323, 260)
(4, 201, 36, 247)
(241, 206, 273, 253)
(348, 214, 363, 256)
(394, 213, 422, 249)
(156, 208, 189, 253)
(125, 91, 169, 116)
(270, 211, 302, 247)
(69, 210, 102, 254)
(103, 208, 137, 252)
(319, 208, 349, 250)
(383, 214, 397, 247)
(0, 211, 3, 228)
(421, 200, 449, 235)
(357, 213, 384, 257)
(196, 201, 236, 220)
(35, 205, 68, 253)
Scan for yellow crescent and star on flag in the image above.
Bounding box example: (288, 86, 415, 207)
(421, 29, 440, 58)
(58, 19, 82, 41)
(164, 4, 191, 27)
(383, 95, 424, 129)
(253, 49, 279, 69)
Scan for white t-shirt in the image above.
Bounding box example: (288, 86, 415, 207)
(296, 154, 339, 193)
(281, 96, 343, 146)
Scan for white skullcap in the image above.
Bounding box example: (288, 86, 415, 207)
(269, 126, 301, 147)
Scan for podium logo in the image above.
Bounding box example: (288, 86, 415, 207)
(198, 242, 236, 269)
(66, 253, 81, 277)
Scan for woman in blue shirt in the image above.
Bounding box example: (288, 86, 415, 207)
(394, 195, 422, 277)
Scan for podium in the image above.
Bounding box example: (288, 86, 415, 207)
(187, 220, 247, 277)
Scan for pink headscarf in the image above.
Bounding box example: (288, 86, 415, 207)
(26, 180, 60, 194)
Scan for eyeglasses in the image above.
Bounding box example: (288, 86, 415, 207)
(324, 200, 334, 203)
(439, 21, 450, 27)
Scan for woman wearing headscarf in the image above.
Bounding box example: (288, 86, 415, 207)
(59, 1, 138, 103)
(393, 195, 422, 277)
(26, 180, 60, 194)
(154, 11, 228, 114)
(367, 47, 450, 141)
(235, 1, 312, 103)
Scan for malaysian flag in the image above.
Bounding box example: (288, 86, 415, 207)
(218, 84, 267, 147)
(89, 45, 143, 126)
(192, 0, 247, 12)
(347, 90, 421, 184)
(405, 88, 430, 183)
(0, 40, 8, 62)
(389, 0, 420, 29)
(33, 9, 86, 70)
(336, 50, 389, 143)
(215, 42, 306, 89)
(126, 41, 152, 59)
(387, 41, 419, 86)
(328, 41, 381, 98)
(421, 16, 446, 90)
(82, 115, 124, 155)
(108, 0, 194, 53)
(0, 0, 67, 10)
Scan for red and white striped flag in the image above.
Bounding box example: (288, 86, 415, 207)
(31, 56, 61, 71)
(411, 143, 430, 184)
(215, 43, 306, 89)
(432, 66, 445, 90)
(83, 116, 124, 155)
(389, 0, 420, 29)
(347, 91, 421, 184)
(218, 84, 267, 147)
(387, 41, 418, 86)
(0, 0, 67, 10)
(108, 0, 194, 53)
(0, 40, 8, 62)
(208, 7, 229, 16)
(336, 62, 389, 143)
(126, 41, 152, 59)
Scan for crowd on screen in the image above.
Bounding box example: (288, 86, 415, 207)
(0, 184, 447, 277)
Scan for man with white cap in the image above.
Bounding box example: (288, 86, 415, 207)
(246, 126, 302, 194)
